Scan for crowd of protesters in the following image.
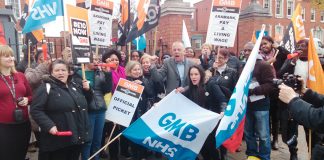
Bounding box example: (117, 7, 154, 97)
(0, 34, 323, 160)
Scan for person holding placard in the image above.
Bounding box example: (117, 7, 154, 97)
(125, 60, 155, 160)
(79, 54, 112, 160)
(101, 49, 126, 159)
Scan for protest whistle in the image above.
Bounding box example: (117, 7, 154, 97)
(55, 131, 72, 136)
(287, 52, 300, 60)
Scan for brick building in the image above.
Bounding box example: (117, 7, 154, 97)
(191, 0, 324, 55)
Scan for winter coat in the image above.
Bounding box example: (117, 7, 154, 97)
(143, 71, 164, 102)
(183, 83, 227, 114)
(126, 76, 155, 121)
(30, 75, 91, 152)
(288, 89, 324, 133)
(209, 65, 238, 93)
(75, 69, 112, 112)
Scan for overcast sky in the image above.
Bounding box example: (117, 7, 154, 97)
(44, 0, 202, 37)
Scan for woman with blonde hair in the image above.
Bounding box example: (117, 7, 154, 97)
(0, 45, 32, 160)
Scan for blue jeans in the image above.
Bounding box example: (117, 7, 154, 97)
(244, 110, 271, 160)
(81, 111, 106, 160)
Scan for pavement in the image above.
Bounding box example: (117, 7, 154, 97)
(27, 126, 310, 160)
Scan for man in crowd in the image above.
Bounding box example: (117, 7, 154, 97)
(243, 42, 275, 160)
(150, 41, 195, 94)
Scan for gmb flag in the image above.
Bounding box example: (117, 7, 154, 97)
(307, 33, 324, 94)
(281, 3, 305, 52)
(215, 25, 266, 148)
(20, 0, 44, 44)
(22, 0, 63, 34)
(125, 0, 160, 43)
(122, 90, 221, 160)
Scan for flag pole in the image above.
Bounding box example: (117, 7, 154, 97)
(28, 40, 31, 68)
(88, 133, 122, 160)
(103, 123, 116, 150)
(62, 0, 67, 48)
(153, 27, 158, 56)
(127, 0, 131, 61)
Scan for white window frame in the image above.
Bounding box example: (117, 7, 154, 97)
(311, 8, 316, 22)
(312, 28, 324, 42)
(275, 24, 284, 39)
(5, 0, 22, 18)
(275, 0, 284, 18)
(287, 0, 295, 18)
(263, 0, 272, 14)
(321, 11, 324, 23)
(302, 7, 306, 21)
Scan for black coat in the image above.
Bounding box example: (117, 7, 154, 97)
(184, 83, 227, 114)
(75, 70, 112, 112)
(143, 71, 164, 102)
(209, 65, 238, 92)
(288, 89, 324, 133)
(30, 76, 91, 152)
(126, 76, 155, 121)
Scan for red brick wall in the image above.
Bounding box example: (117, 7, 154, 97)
(0, 0, 5, 8)
(193, 0, 212, 32)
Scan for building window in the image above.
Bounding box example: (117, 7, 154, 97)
(5, 0, 21, 18)
(194, 39, 202, 49)
(312, 28, 324, 42)
(275, 24, 284, 41)
(287, 0, 294, 18)
(275, 0, 283, 18)
(311, 8, 316, 22)
(263, 0, 272, 14)
(321, 11, 324, 22)
(302, 7, 306, 21)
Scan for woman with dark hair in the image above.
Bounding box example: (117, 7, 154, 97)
(260, 35, 293, 153)
(30, 59, 91, 160)
(120, 50, 128, 67)
(101, 49, 127, 159)
(180, 65, 227, 160)
(130, 50, 142, 62)
(0, 45, 32, 160)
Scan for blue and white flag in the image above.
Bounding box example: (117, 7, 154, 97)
(22, 0, 63, 33)
(215, 25, 266, 147)
(132, 34, 146, 51)
(122, 90, 221, 160)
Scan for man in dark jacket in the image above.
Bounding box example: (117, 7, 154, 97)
(279, 83, 324, 159)
(243, 42, 275, 160)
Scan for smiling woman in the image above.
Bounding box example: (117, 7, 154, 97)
(0, 45, 32, 160)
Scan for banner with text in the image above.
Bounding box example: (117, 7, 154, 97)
(89, 0, 114, 46)
(66, 4, 91, 64)
(106, 78, 144, 127)
(206, 0, 242, 47)
(215, 25, 266, 147)
(122, 90, 221, 160)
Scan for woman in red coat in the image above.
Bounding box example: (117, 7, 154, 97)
(0, 45, 32, 160)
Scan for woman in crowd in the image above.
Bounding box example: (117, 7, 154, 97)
(0, 45, 32, 160)
(260, 36, 290, 152)
(101, 49, 126, 159)
(120, 50, 128, 67)
(140, 54, 165, 103)
(200, 43, 214, 70)
(30, 60, 91, 160)
(180, 65, 227, 160)
(80, 55, 112, 160)
(130, 50, 141, 62)
(125, 61, 155, 160)
(209, 48, 238, 94)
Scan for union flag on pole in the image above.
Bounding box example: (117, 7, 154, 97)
(125, 0, 160, 43)
(281, 3, 305, 52)
(307, 33, 324, 94)
(20, 0, 44, 44)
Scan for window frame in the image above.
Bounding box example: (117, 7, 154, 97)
(287, 0, 295, 18)
(275, 0, 284, 18)
(311, 8, 316, 22)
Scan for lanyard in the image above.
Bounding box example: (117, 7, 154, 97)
(0, 74, 17, 107)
